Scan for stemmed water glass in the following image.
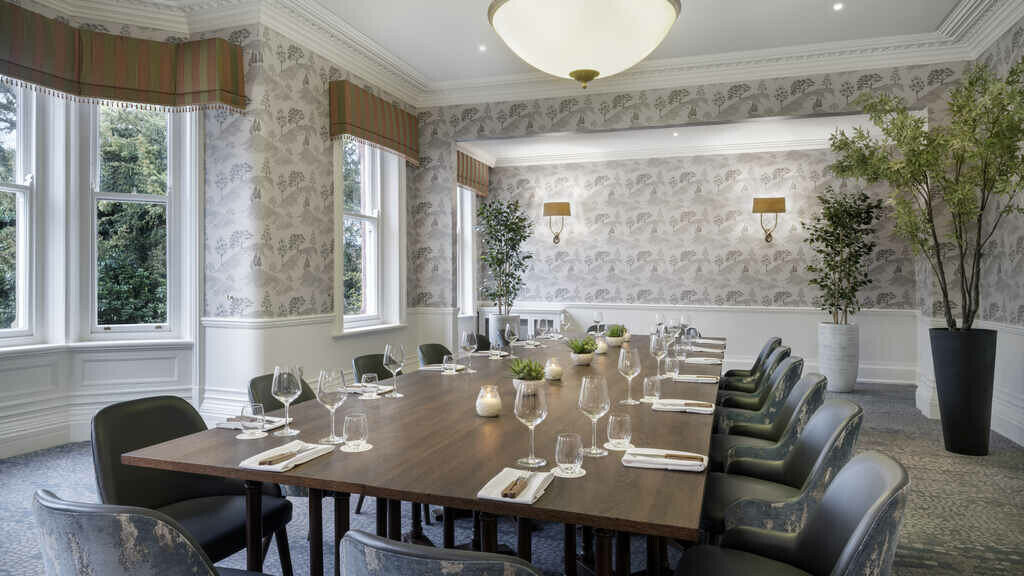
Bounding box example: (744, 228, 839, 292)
(271, 366, 302, 437)
(578, 375, 610, 457)
(559, 312, 572, 336)
(505, 323, 520, 358)
(618, 346, 642, 405)
(461, 330, 478, 374)
(383, 344, 405, 398)
(514, 380, 548, 468)
(317, 370, 347, 444)
(650, 332, 668, 380)
(593, 311, 605, 334)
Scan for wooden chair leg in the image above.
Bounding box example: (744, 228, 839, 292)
(275, 527, 294, 576)
(355, 494, 366, 514)
(422, 504, 431, 525)
(261, 535, 272, 564)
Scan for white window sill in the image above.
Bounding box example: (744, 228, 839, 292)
(332, 323, 407, 339)
(0, 339, 194, 358)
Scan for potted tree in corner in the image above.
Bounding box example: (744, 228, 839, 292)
(803, 186, 883, 393)
(830, 60, 1024, 455)
(478, 199, 534, 350)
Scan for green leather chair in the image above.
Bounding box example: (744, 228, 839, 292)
(418, 343, 453, 366)
(720, 337, 782, 393)
(353, 353, 394, 382)
(247, 372, 316, 413)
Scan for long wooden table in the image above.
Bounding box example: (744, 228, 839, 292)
(123, 335, 724, 576)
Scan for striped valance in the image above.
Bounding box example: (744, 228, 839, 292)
(457, 151, 490, 197)
(329, 80, 419, 165)
(0, 0, 245, 110)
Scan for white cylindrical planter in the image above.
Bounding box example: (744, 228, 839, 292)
(818, 322, 860, 392)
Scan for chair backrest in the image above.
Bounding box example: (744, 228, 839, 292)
(353, 353, 393, 382)
(249, 372, 317, 413)
(418, 343, 452, 366)
(33, 489, 219, 576)
(750, 337, 783, 374)
(685, 326, 701, 338)
(340, 530, 542, 576)
(754, 356, 804, 418)
(751, 345, 791, 396)
(782, 399, 863, 490)
(92, 396, 235, 509)
(475, 333, 491, 351)
(795, 452, 909, 576)
(769, 373, 827, 441)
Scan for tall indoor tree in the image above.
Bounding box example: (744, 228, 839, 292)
(477, 199, 533, 347)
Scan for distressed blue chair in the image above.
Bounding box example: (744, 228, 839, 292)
(676, 451, 908, 576)
(33, 489, 270, 576)
(340, 529, 542, 576)
(717, 346, 791, 407)
(720, 337, 782, 392)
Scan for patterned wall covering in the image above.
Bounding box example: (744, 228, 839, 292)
(488, 149, 915, 309)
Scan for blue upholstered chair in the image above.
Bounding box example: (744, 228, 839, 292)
(340, 529, 543, 576)
(719, 337, 782, 392)
(33, 489, 270, 576)
(676, 451, 909, 576)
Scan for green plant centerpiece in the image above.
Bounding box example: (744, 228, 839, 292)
(829, 60, 1024, 453)
(509, 359, 545, 386)
(802, 185, 883, 393)
(567, 337, 597, 366)
(477, 199, 534, 350)
(604, 324, 628, 347)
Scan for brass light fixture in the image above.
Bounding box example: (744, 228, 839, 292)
(752, 197, 786, 243)
(543, 202, 571, 244)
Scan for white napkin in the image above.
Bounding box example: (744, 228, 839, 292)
(239, 440, 335, 473)
(685, 357, 722, 365)
(673, 374, 720, 384)
(215, 416, 290, 431)
(419, 364, 467, 372)
(652, 399, 715, 414)
(477, 468, 554, 505)
(622, 448, 707, 472)
(471, 350, 509, 357)
(687, 345, 723, 353)
(694, 338, 726, 346)
(512, 341, 542, 348)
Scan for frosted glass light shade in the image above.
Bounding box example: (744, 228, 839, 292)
(488, 0, 681, 86)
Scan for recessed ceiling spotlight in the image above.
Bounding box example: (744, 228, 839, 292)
(833, 2, 844, 11)
(478, 44, 487, 52)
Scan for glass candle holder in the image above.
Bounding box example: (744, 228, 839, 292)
(545, 358, 563, 380)
(475, 384, 502, 417)
(595, 335, 609, 355)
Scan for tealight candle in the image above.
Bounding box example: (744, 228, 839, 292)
(595, 336, 609, 355)
(475, 384, 502, 417)
(545, 358, 563, 381)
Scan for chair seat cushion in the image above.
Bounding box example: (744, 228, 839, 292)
(703, 473, 800, 533)
(720, 374, 760, 393)
(708, 434, 774, 472)
(159, 495, 292, 562)
(674, 545, 811, 576)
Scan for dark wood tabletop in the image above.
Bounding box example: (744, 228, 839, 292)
(123, 335, 724, 541)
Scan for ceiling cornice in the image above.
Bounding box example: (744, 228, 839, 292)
(31, 0, 1024, 109)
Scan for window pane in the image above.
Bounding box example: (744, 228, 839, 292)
(343, 217, 368, 315)
(0, 84, 16, 184)
(342, 135, 362, 212)
(98, 105, 168, 195)
(0, 189, 16, 328)
(96, 201, 167, 325)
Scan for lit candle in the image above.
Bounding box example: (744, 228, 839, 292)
(475, 384, 502, 417)
(595, 336, 609, 355)
(545, 358, 563, 380)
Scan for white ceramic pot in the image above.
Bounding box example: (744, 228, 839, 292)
(605, 336, 625, 347)
(818, 322, 860, 393)
(570, 353, 594, 366)
(512, 379, 545, 393)
(488, 314, 520, 350)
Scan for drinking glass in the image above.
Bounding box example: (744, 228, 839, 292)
(442, 354, 456, 375)
(505, 323, 520, 358)
(460, 330, 478, 374)
(271, 366, 302, 437)
(642, 376, 661, 403)
(578, 375, 610, 457)
(514, 380, 548, 468)
(593, 311, 605, 334)
(342, 413, 370, 452)
(607, 414, 632, 450)
(559, 312, 571, 336)
(654, 313, 665, 330)
(555, 433, 584, 478)
(359, 373, 380, 400)
(650, 333, 668, 379)
(618, 346, 642, 405)
(383, 344, 405, 398)
(317, 370, 347, 444)
(236, 403, 267, 439)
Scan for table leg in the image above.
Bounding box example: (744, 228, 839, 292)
(387, 499, 402, 541)
(615, 532, 630, 576)
(517, 517, 532, 562)
(564, 524, 578, 576)
(472, 511, 482, 551)
(403, 501, 434, 546)
(375, 497, 387, 537)
(244, 481, 263, 572)
(645, 535, 662, 576)
(334, 493, 350, 576)
(595, 529, 613, 576)
(479, 512, 498, 553)
(442, 507, 455, 549)
(658, 537, 668, 575)
(582, 526, 595, 565)
(309, 488, 324, 576)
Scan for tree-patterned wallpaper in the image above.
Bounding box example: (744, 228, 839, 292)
(488, 150, 916, 309)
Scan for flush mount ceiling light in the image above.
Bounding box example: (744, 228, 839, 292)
(488, 0, 682, 88)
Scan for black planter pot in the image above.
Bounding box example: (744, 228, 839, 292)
(929, 328, 997, 456)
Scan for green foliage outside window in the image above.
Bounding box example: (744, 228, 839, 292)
(0, 84, 18, 329)
(342, 135, 366, 315)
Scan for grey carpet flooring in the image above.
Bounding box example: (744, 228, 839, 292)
(1, 383, 1022, 575)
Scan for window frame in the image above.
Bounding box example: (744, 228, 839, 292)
(0, 84, 34, 341)
(341, 137, 382, 326)
(456, 185, 475, 318)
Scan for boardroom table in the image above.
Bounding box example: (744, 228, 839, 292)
(123, 334, 725, 576)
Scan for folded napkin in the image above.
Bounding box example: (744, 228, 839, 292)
(652, 399, 715, 414)
(239, 441, 334, 473)
(419, 364, 467, 372)
(622, 448, 707, 472)
(673, 374, 720, 384)
(685, 357, 722, 365)
(687, 345, 723, 353)
(471, 350, 509, 357)
(694, 338, 726, 346)
(512, 340, 542, 347)
(477, 468, 554, 505)
(215, 416, 289, 431)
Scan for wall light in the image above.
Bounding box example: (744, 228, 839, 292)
(752, 197, 786, 243)
(543, 201, 571, 244)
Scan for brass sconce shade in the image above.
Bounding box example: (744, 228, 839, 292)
(752, 197, 786, 243)
(543, 201, 571, 244)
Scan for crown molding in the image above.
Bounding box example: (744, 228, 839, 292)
(30, 0, 192, 33)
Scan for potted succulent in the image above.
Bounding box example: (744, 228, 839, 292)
(509, 359, 545, 391)
(830, 60, 1024, 455)
(802, 186, 883, 393)
(478, 199, 533, 349)
(567, 337, 598, 366)
(604, 324, 628, 347)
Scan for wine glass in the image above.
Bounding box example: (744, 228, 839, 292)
(514, 380, 548, 468)
(593, 311, 605, 334)
(505, 323, 520, 358)
(578, 375, 610, 457)
(359, 373, 380, 400)
(650, 333, 668, 380)
(554, 432, 584, 478)
(317, 370, 347, 444)
(236, 403, 267, 440)
(383, 344, 405, 398)
(607, 413, 632, 450)
(654, 313, 665, 331)
(271, 366, 302, 437)
(618, 346, 642, 405)
(460, 330, 478, 374)
(559, 312, 571, 336)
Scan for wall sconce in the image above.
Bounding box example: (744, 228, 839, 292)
(752, 197, 786, 243)
(543, 201, 571, 244)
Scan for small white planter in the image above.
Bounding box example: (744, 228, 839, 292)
(818, 322, 860, 393)
(570, 353, 594, 366)
(605, 336, 625, 347)
(512, 379, 545, 393)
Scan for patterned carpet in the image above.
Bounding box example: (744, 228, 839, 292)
(1, 383, 1022, 575)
